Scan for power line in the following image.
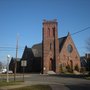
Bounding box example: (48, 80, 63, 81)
(71, 27, 90, 35)
(0, 46, 24, 49)
(0, 27, 90, 51)
(0, 47, 24, 51)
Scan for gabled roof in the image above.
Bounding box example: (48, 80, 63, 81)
(31, 36, 67, 57)
(21, 36, 68, 58)
(58, 36, 67, 52)
(21, 46, 34, 60)
(9, 57, 21, 65)
(32, 43, 42, 57)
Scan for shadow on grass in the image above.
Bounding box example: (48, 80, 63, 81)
(10, 85, 52, 90)
(48, 73, 90, 79)
(66, 84, 90, 90)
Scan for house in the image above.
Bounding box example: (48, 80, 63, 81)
(9, 57, 21, 73)
(80, 53, 90, 71)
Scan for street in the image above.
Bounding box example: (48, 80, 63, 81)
(25, 74, 90, 90)
(0, 74, 90, 90)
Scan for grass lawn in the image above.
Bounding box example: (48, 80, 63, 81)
(11, 85, 52, 90)
(85, 77, 90, 80)
(0, 81, 22, 87)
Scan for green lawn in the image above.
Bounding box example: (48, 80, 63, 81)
(11, 85, 52, 90)
(0, 81, 22, 87)
(85, 77, 90, 80)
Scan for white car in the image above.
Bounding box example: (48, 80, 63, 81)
(8, 70, 13, 74)
(1, 69, 7, 73)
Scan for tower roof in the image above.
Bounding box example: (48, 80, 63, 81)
(43, 19, 57, 24)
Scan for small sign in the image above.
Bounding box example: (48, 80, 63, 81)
(21, 60, 27, 67)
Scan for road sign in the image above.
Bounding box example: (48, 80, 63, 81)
(21, 60, 27, 67)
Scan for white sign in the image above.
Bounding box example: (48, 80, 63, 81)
(21, 60, 27, 67)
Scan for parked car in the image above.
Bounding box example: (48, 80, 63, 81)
(1, 69, 13, 74)
(1, 69, 7, 73)
(4, 70, 13, 74)
(8, 70, 13, 74)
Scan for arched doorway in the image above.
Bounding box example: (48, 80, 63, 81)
(70, 60, 73, 71)
(49, 58, 53, 70)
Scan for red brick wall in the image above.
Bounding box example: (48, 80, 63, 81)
(42, 20, 60, 74)
(42, 20, 81, 74)
(59, 33, 81, 71)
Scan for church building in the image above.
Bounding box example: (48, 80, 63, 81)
(42, 19, 80, 74)
(9, 19, 81, 74)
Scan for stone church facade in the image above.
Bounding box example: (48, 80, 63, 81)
(42, 20, 80, 74)
(42, 20, 60, 73)
(9, 19, 81, 74)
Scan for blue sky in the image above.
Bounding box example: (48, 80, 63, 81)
(0, 0, 90, 63)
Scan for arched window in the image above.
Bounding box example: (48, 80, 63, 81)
(67, 44, 73, 53)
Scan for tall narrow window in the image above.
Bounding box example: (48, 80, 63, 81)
(50, 43, 52, 50)
(52, 27, 55, 37)
(48, 28, 50, 37)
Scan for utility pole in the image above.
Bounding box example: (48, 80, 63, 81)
(14, 34, 19, 82)
(7, 55, 10, 82)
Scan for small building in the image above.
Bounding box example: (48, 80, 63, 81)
(9, 57, 21, 73)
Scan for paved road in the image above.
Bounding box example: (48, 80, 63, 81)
(0, 74, 90, 90)
(24, 74, 90, 90)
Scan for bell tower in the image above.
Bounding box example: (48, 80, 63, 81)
(42, 19, 60, 74)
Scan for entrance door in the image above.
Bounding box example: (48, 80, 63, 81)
(49, 58, 53, 70)
(70, 60, 73, 71)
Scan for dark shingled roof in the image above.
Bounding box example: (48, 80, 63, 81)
(32, 43, 42, 57)
(11, 57, 21, 61)
(31, 36, 67, 57)
(58, 36, 67, 52)
(22, 36, 67, 58)
(21, 46, 34, 60)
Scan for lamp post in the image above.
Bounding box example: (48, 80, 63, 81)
(7, 55, 10, 82)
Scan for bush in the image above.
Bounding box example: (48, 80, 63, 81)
(66, 65, 73, 73)
(80, 67, 86, 73)
(74, 64, 79, 71)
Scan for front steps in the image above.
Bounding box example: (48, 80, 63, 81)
(47, 71, 56, 75)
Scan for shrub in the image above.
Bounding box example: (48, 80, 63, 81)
(80, 67, 86, 73)
(74, 64, 79, 71)
(66, 65, 73, 73)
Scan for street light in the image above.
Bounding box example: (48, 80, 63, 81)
(7, 55, 10, 82)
